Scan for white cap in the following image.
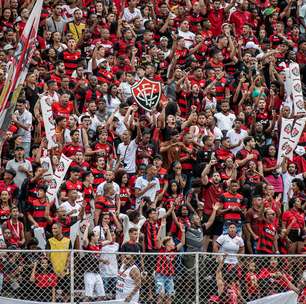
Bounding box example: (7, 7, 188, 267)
(295, 146, 305, 156)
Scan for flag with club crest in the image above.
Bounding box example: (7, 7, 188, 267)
(0, 0, 43, 142)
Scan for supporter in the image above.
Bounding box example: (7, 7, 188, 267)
(116, 254, 141, 303)
(2, 207, 25, 248)
(155, 217, 185, 304)
(0, 0, 305, 302)
(30, 256, 57, 302)
(11, 99, 33, 157)
(282, 197, 305, 254)
(46, 223, 71, 303)
(214, 222, 245, 264)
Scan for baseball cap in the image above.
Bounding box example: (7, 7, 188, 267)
(153, 154, 163, 161)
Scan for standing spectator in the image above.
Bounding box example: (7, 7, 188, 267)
(46, 223, 71, 303)
(30, 257, 57, 302)
(256, 208, 279, 254)
(11, 99, 32, 157)
(135, 165, 160, 207)
(2, 207, 25, 248)
(155, 217, 185, 304)
(219, 180, 245, 235)
(6, 147, 32, 189)
(282, 198, 305, 254)
(116, 254, 141, 303)
(46, 4, 66, 34)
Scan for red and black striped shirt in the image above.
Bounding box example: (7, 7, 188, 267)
(141, 220, 159, 252)
(59, 50, 81, 76)
(220, 192, 244, 221)
(256, 221, 276, 254)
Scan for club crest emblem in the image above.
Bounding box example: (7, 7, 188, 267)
(132, 77, 161, 112)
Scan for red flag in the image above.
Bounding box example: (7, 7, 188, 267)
(0, 0, 43, 138)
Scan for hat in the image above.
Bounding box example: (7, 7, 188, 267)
(295, 146, 305, 156)
(245, 41, 260, 50)
(15, 146, 24, 151)
(263, 7, 276, 16)
(153, 154, 163, 161)
(3, 44, 14, 51)
(160, 36, 169, 41)
(5, 169, 16, 177)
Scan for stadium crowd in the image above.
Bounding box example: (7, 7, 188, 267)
(0, 0, 305, 302)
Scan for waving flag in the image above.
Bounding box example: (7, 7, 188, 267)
(248, 291, 298, 304)
(0, 0, 43, 141)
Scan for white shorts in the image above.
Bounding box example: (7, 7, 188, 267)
(84, 272, 105, 297)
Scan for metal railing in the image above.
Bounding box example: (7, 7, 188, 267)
(0, 250, 304, 303)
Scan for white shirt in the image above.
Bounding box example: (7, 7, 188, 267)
(134, 175, 160, 206)
(119, 213, 146, 242)
(105, 96, 121, 115)
(122, 7, 142, 23)
(226, 129, 248, 155)
(300, 4, 306, 34)
(114, 112, 127, 136)
(61, 201, 81, 216)
(212, 126, 223, 140)
(178, 29, 195, 49)
(100, 242, 119, 277)
(214, 112, 236, 132)
(216, 234, 244, 264)
(16, 110, 32, 142)
(118, 81, 132, 102)
(97, 181, 120, 196)
(116, 264, 140, 302)
(117, 139, 138, 174)
(93, 225, 105, 240)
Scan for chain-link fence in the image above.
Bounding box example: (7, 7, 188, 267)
(0, 250, 305, 303)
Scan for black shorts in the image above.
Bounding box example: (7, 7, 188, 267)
(288, 229, 303, 242)
(57, 276, 71, 294)
(202, 214, 223, 236)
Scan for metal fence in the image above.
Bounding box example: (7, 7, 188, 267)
(0, 250, 305, 303)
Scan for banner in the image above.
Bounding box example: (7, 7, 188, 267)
(33, 227, 46, 249)
(46, 154, 72, 207)
(277, 117, 306, 165)
(284, 63, 306, 115)
(40, 156, 53, 180)
(248, 291, 298, 304)
(131, 77, 161, 112)
(290, 63, 305, 115)
(0, 0, 43, 140)
(40, 96, 58, 149)
(0, 298, 138, 304)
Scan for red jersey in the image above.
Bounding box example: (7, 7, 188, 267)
(208, 8, 225, 36)
(201, 182, 223, 215)
(52, 101, 74, 120)
(156, 246, 176, 276)
(62, 143, 84, 157)
(256, 221, 276, 254)
(95, 196, 116, 213)
(282, 209, 304, 230)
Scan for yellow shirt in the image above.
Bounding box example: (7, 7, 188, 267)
(67, 22, 85, 42)
(48, 237, 71, 274)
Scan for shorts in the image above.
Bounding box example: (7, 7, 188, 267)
(84, 272, 105, 297)
(155, 273, 175, 296)
(202, 214, 223, 236)
(288, 229, 303, 243)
